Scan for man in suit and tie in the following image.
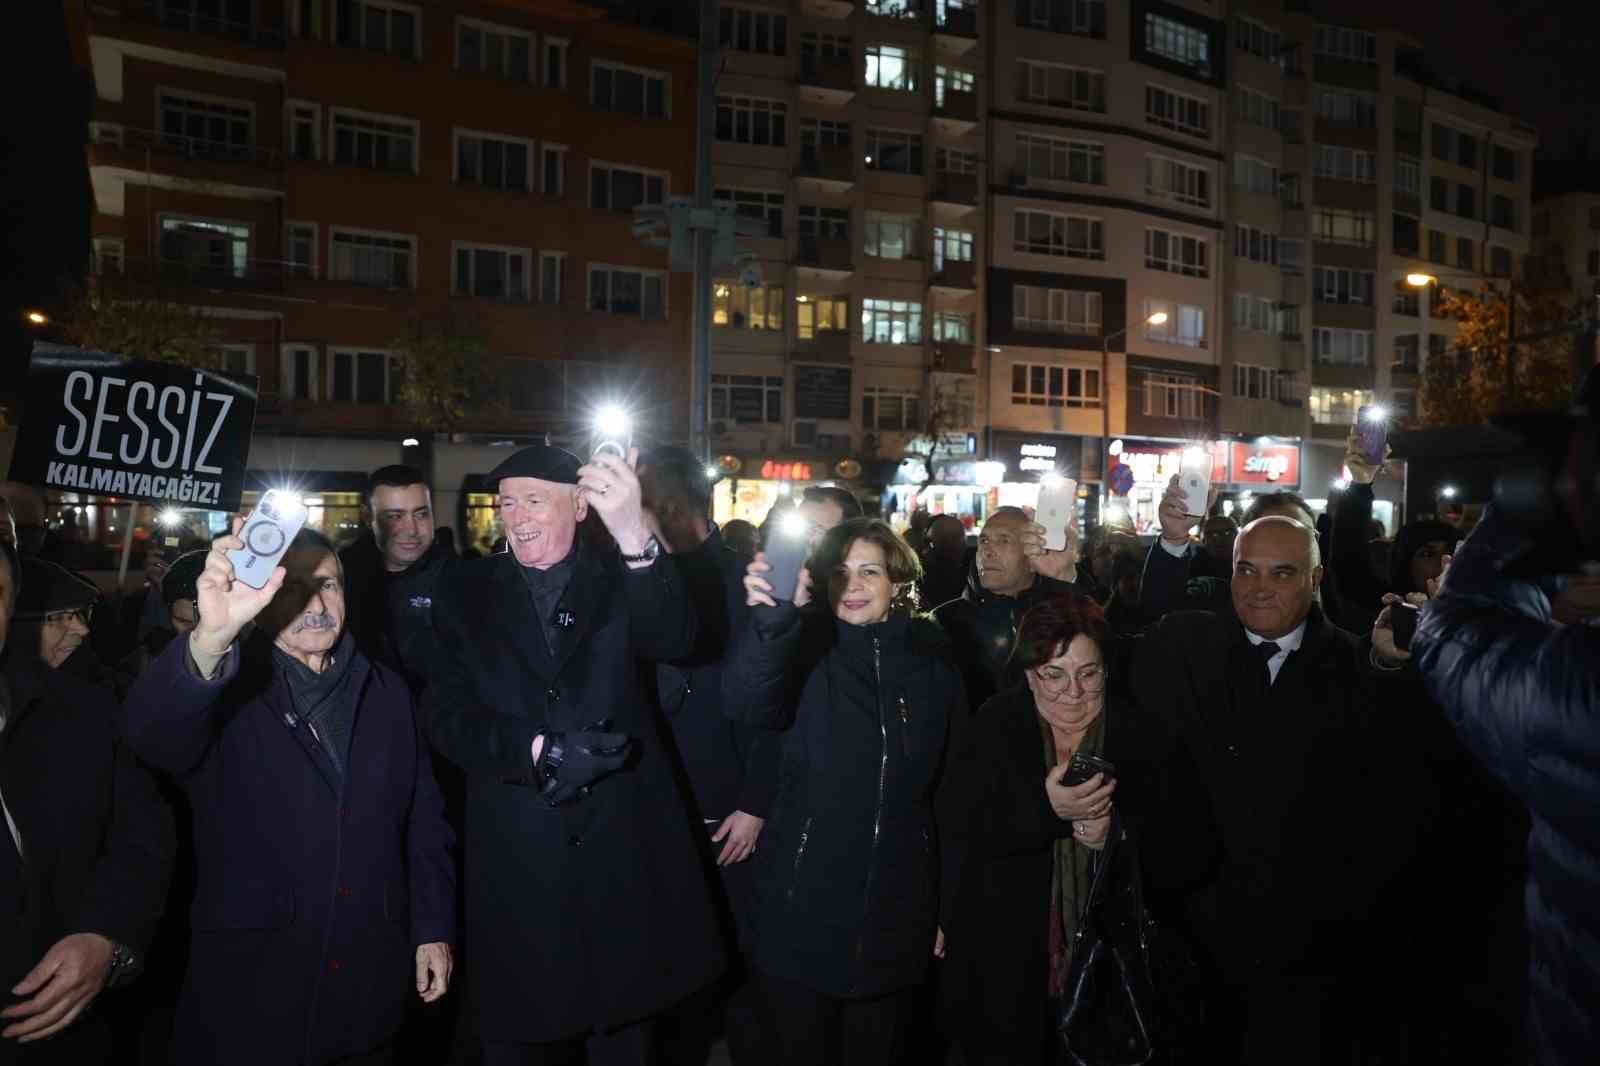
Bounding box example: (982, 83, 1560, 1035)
(425, 444, 723, 1065)
(1134, 516, 1414, 1064)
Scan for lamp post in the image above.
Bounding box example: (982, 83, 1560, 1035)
(1407, 270, 1517, 407)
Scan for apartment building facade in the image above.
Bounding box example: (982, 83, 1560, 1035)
(66, 0, 696, 549)
(1531, 168, 1600, 307)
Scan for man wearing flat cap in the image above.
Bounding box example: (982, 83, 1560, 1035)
(426, 444, 723, 1065)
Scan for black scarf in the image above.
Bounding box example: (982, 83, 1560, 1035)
(274, 629, 358, 776)
(518, 547, 579, 653)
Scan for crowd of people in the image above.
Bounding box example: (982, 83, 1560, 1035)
(0, 425, 1593, 1066)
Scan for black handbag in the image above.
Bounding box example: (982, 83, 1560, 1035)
(1057, 814, 1195, 1066)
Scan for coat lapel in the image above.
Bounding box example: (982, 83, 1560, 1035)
(546, 546, 615, 677)
(491, 552, 559, 682)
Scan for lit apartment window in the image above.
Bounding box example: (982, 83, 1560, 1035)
(1146, 85, 1209, 138)
(1011, 362, 1101, 408)
(1016, 134, 1103, 184)
(1013, 210, 1104, 260)
(455, 131, 530, 191)
(715, 188, 786, 238)
(589, 163, 666, 211)
(588, 264, 666, 318)
(336, 0, 419, 59)
(861, 298, 923, 344)
(863, 213, 920, 259)
(932, 227, 973, 270)
(1145, 228, 1208, 277)
(712, 375, 783, 424)
(1313, 327, 1375, 365)
(328, 348, 401, 405)
(329, 228, 412, 287)
(160, 216, 249, 276)
(1309, 387, 1375, 425)
(934, 66, 975, 108)
(713, 280, 786, 330)
(1312, 266, 1375, 305)
(1146, 156, 1210, 208)
(454, 244, 531, 302)
(1016, 60, 1105, 112)
(1012, 285, 1102, 334)
(159, 92, 253, 159)
(716, 96, 788, 146)
(1313, 144, 1377, 183)
(591, 61, 669, 119)
(456, 19, 530, 80)
(1144, 300, 1206, 347)
(797, 295, 849, 338)
(932, 311, 973, 343)
(719, 5, 787, 55)
(865, 43, 920, 92)
(331, 110, 417, 172)
(863, 386, 921, 431)
(1145, 14, 1210, 73)
(863, 128, 922, 173)
(1312, 24, 1376, 64)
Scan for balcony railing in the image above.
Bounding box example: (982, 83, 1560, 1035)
(123, 0, 288, 49)
(799, 54, 855, 93)
(97, 253, 298, 292)
(98, 124, 282, 168)
(797, 234, 854, 272)
(797, 144, 855, 183)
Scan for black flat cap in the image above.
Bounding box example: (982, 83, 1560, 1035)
(488, 445, 582, 486)
(16, 558, 101, 621)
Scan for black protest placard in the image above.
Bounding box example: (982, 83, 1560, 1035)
(8, 343, 258, 512)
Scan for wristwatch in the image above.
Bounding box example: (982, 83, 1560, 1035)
(619, 536, 661, 565)
(106, 941, 138, 987)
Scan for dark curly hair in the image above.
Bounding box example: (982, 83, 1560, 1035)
(1007, 592, 1110, 684)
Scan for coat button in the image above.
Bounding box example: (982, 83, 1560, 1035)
(567, 835, 583, 847)
(547, 687, 560, 701)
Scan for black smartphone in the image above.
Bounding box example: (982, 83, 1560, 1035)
(1355, 405, 1389, 467)
(1060, 752, 1115, 788)
(1390, 601, 1419, 651)
(762, 517, 810, 606)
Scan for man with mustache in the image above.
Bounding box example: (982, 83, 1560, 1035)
(120, 526, 456, 1066)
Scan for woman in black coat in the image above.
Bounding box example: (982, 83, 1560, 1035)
(937, 593, 1180, 1066)
(726, 517, 964, 1065)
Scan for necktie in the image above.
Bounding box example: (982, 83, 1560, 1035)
(1255, 641, 1282, 687)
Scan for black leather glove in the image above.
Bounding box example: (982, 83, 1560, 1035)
(534, 722, 633, 806)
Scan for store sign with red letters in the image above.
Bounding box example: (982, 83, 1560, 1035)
(1229, 443, 1300, 486)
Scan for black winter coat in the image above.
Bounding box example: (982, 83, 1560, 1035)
(0, 653, 174, 1065)
(341, 535, 451, 693)
(932, 572, 1075, 715)
(119, 635, 456, 1066)
(425, 546, 724, 1043)
(722, 608, 965, 999)
(1413, 505, 1600, 1066)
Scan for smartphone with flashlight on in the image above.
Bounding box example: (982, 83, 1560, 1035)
(225, 489, 308, 589)
(762, 512, 811, 606)
(1355, 405, 1389, 467)
(1179, 448, 1211, 517)
(1035, 475, 1077, 552)
(590, 405, 633, 461)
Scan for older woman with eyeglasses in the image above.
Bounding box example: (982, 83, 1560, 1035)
(936, 592, 1172, 1066)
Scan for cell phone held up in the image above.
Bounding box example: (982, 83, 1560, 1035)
(1059, 751, 1115, 788)
(1035, 477, 1077, 552)
(762, 519, 810, 606)
(225, 489, 308, 589)
(1354, 405, 1389, 468)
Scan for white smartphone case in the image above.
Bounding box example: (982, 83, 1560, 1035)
(1180, 468, 1210, 517)
(226, 490, 309, 589)
(1035, 478, 1077, 551)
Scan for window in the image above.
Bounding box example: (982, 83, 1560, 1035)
(1432, 124, 1478, 168)
(1456, 236, 1475, 271)
(1013, 210, 1104, 260)
(1490, 246, 1514, 278)
(1015, 134, 1104, 184)
(590, 163, 666, 211)
(1427, 229, 1448, 264)
(539, 252, 564, 305)
(328, 348, 401, 405)
(1428, 333, 1450, 360)
(864, 43, 920, 92)
(455, 131, 529, 191)
(1145, 228, 1209, 277)
(542, 144, 566, 196)
(1456, 184, 1476, 220)
(863, 386, 921, 431)
(286, 222, 316, 278)
(1393, 281, 1420, 316)
(331, 110, 416, 172)
(865, 0, 917, 18)
(1020, 0, 1106, 37)
(1492, 145, 1518, 182)
(863, 213, 919, 260)
(329, 228, 411, 287)
(1394, 213, 1421, 255)
(1312, 267, 1375, 305)
(1234, 16, 1281, 64)
(934, 66, 975, 107)
(932, 227, 974, 270)
(1234, 223, 1279, 265)
(1145, 300, 1205, 347)
(282, 345, 320, 402)
(934, 147, 978, 174)
(1309, 386, 1375, 425)
(715, 188, 785, 239)
(716, 96, 788, 146)
(92, 237, 124, 275)
(159, 91, 253, 159)
(1144, 373, 1205, 419)
(1313, 144, 1376, 183)
(1279, 239, 1303, 274)
(863, 128, 921, 173)
(1312, 24, 1376, 64)
(861, 298, 923, 344)
(1393, 332, 1420, 370)
(1233, 293, 1278, 333)
(1491, 194, 1516, 231)
(719, 5, 787, 55)
(712, 375, 783, 424)
(1016, 59, 1105, 112)
(1395, 156, 1421, 198)
(797, 295, 849, 338)
(1011, 362, 1101, 408)
(1234, 363, 1289, 401)
(288, 101, 319, 161)
(544, 38, 568, 89)
(1144, 13, 1211, 74)
(1235, 87, 1279, 131)
(1146, 85, 1210, 138)
(456, 19, 530, 81)
(588, 265, 665, 318)
(1429, 176, 1450, 212)
(1314, 87, 1376, 128)
(1146, 157, 1210, 208)
(1313, 327, 1374, 365)
(1280, 173, 1302, 209)
(932, 311, 973, 343)
(160, 216, 249, 276)
(453, 244, 530, 302)
(800, 31, 851, 66)
(336, 0, 418, 58)
(1313, 209, 1374, 246)
(1012, 285, 1102, 334)
(800, 117, 852, 149)
(592, 61, 668, 119)
(798, 205, 850, 240)
(712, 280, 785, 330)
(1234, 155, 1279, 197)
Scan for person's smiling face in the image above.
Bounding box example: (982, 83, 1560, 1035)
(829, 538, 895, 626)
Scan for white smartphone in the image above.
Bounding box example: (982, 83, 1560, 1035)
(1179, 459, 1211, 518)
(1035, 477, 1077, 551)
(226, 489, 309, 589)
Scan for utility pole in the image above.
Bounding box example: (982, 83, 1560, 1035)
(691, 0, 718, 464)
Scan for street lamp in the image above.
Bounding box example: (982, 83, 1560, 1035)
(1100, 310, 1168, 462)
(24, 310, 48, 326)
(1406, 270, 1519, 404)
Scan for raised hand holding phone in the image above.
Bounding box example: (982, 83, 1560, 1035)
(225, 489, 307, 589)
(192, 516, 287, 660)
(1035, 475, 1077, 552)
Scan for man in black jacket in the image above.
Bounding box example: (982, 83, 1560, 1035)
(933, 507, 1075, 714)
(0, 541, 175, 1064)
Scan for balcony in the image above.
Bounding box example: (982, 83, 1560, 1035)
(932, 88, 978, 133)
(798, 0, 855, 19)
(929, 258, 976, 292)
(931, 172, 979, 209)
(104, 0, 287, 50)
(798, 54, 855, 106)
(796, 234, 854, 276)
(102, 253, 290, 295)
(795, 144, 855, 189)
(932, 341, 976, 373)
(89, 125, 283, 190)
(793, 327, 852, 363)
(933, 4, 979, 54)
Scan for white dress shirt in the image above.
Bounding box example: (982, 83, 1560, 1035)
(1245, 620, 1307, 686)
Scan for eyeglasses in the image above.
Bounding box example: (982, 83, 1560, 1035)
(1033, 663, 1106, 691)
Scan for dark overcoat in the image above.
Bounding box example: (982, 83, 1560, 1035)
(425, 546, 724, 1043)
